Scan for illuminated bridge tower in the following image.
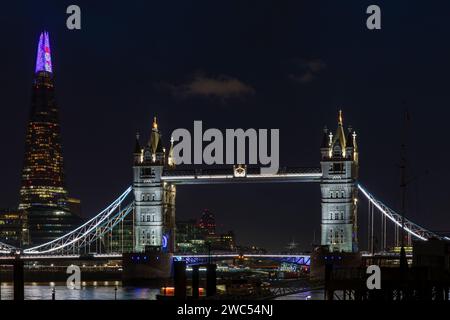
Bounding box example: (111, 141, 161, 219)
(320, 111, 359, 252)
(132, 118, 176, 253)
(19, 32, 79, 245)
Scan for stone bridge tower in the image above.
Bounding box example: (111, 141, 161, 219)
(320, 111, 359, 252)
(132, 117, 176, 253)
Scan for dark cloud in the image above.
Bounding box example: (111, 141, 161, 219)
(288, 58, 326, 84)
(159, 73, 255, 99)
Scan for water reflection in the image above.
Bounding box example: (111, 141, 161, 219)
(0, 283, 324, 300)
(0, 282, 159, 300)
(274, 289, 324, 300)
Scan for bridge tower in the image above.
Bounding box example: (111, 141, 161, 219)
(320, 111, 359, 252)
(132, 117, 176, 253)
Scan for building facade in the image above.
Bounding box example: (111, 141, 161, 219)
(176, 219, 204, 253)
(0, 209, 28, 247)
(176, 216, 236, 253)
(198, 209, 216, 235)
(133, 118, 176, 252)
(18, 32, 80, 245)
(320, 111, 359, 252)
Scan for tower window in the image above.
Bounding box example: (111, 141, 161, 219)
(141, 168, 152, 177)
(332, 163, 344, 172)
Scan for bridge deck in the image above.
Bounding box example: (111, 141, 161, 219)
(0, 253, 311, 264)
(161, 167, 322, 184)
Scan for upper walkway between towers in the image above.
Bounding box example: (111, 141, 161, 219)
(160, 166, 322, 184)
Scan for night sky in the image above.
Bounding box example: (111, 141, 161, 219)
(1, 1, 450, 251)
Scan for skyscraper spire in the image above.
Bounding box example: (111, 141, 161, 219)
(19, 31, 79, 245)
(35, 31, 52, 74)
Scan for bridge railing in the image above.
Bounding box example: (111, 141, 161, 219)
(23, 187, 133, 255)
(358, 184, 448, 241)
(0, 241, 18, 254)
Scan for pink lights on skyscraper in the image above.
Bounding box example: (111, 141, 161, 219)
(35, 31, 52, 73)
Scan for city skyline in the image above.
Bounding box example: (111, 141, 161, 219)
(1, 1, 450, 251)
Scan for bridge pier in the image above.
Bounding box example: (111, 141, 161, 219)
(122, 251, 173, 285)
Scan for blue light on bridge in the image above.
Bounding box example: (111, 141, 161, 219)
(172, 255, 311, 267)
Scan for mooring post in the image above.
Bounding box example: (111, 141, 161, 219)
(173, 260, 186, 299)
(324, 262, 333, 300)
(13, 257, 24, 301)
(206, 263, 217, 297)
(192, 265, 200, 299)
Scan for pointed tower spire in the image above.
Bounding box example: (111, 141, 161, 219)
(320, 126, 331, 159)
(35, 31, 53, 74)
(332, 109, 347, 156)
(346, 126, 354, 148)
(167, 136, 175, 168)
(321, 126, 329, 148)
(150, 116, 160, 154)
(134, 132, 142, 164)
(134, 132, 141, 154)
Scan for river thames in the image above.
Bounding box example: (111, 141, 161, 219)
(0, 282, 323, 300)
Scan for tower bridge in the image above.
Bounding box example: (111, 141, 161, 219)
(131, 112, 359, 254)
(1, 112, 448, 276)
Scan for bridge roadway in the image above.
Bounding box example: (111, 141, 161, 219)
(161, 167, 322, 184)
(0, 253, 123, 262)
(0, 253, 311, 266)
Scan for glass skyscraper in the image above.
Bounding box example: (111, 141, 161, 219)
(18, 31, 79, 245)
